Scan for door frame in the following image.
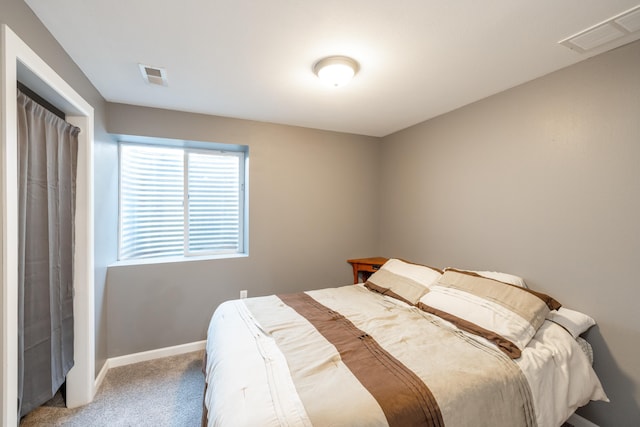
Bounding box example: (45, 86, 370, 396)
(1, 24, 95, 426)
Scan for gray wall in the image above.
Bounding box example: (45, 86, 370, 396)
(105, 103, 380, 356)
(0, 0, 115, 378)
(379, 40, 640, 426)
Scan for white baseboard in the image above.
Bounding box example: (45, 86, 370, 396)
(108, 340, 206, 369)
(568, 413, 600, 427)
(94, 360, 110, 393)
(93, 340, 206, 392)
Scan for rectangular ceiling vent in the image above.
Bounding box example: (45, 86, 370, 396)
(559, 5, 640, 53)
(138, 64, 168, 86)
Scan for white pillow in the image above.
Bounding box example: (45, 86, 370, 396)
(472, 270, 528, 288)
(547, 307, 596, 338)
(449, 268, 528, 288)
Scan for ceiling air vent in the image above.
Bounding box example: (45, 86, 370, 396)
(138, 64, 168, 86)
(559, 5, 640, 53)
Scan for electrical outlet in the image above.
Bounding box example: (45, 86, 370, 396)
(240, 290, 248, 299)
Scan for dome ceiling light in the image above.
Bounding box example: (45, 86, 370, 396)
(313, 56, 359, 87)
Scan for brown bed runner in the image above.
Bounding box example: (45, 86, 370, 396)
(279, 292, 444, 427)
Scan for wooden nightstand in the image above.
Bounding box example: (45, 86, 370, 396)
(347, 257, 389, 284)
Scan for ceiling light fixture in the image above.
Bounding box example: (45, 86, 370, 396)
(313, 56, 359, 87)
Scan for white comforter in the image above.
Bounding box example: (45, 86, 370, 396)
(516, 321, 608, 426)
(204, 285, 607, 427)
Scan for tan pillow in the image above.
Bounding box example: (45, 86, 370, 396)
(365, 259, 441, 305)
(418, 269, 559, 358)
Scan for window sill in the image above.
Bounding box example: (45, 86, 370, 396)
(108, 252, 248, 268)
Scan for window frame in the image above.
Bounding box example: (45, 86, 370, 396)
(183, 147, 246, 257)
(116, 137, 248, 264)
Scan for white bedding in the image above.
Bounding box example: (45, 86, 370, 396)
(517, 321, 608, 426)
(204, 285, 607, 427)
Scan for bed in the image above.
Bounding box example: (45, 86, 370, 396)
(203, 259, 608, 427)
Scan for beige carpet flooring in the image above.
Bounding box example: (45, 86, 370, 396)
(20, 350, 204, 427)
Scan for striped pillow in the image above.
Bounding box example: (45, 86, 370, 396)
(418, 269, 557, 358)
(365, 259, 442, 305)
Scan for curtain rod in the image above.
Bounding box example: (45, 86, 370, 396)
(17, 81, 66, 121)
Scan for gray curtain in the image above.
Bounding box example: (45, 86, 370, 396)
(17, 89, 79, 418)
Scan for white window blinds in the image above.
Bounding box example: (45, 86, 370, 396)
(187, 152, 242, 254)
(119, 143, 245, 261)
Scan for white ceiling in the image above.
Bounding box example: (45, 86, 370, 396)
(25, 0, 640, 137)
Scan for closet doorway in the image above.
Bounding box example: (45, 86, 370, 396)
(1, 24, 95, 426)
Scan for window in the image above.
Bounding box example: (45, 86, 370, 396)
(118, 141, 247, 261)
